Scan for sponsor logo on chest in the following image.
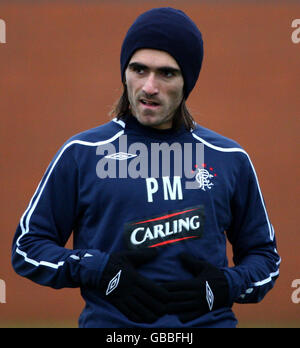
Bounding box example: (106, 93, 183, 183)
(124, 206, 204, 249)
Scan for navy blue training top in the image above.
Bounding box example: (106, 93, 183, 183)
(12, 115, 280, 328)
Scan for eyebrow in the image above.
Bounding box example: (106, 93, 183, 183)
(128, 62, 181, 75)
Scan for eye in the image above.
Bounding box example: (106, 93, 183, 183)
(165, 72, 173, 78)
(161, 69, 175, 78)
(131, 65, 146, 75)
(136, 68, 145, 75)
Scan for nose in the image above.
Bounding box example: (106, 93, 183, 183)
(142, 73, 159, 96)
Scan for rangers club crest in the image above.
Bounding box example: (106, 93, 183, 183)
(192, 163, 217, 191)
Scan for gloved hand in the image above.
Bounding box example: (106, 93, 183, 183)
(99, 248, 169, 323)
(162, 253, 230, 323)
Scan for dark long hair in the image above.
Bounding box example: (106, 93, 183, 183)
(109, 85, 196, 131)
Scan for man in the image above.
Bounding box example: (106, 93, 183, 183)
(12, 7, 280, 328)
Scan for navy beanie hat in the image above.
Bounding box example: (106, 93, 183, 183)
(120, 7, 204, 99)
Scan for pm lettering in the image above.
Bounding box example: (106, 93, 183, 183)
(146, 176, 183, 203)
(0, 19, 6, 43)
(0, 279, 6, 303)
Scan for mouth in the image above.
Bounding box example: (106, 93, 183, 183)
(139, 99, 161, 109)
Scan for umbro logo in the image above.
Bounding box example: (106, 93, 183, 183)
(206, 281, 214, 311)
(106, 270, 122, 295)
(105, 152, 137, 161)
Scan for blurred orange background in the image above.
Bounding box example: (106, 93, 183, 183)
(0, 1, 299, 327)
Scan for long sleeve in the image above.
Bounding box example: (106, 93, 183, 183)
(223, 153, 281, 304)
(11, 143, 108, 289)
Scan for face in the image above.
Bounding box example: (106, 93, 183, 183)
(125, 49, 184, 130)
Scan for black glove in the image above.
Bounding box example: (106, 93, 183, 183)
(99, 248, 169, 323)
(162, 253, 230, 323)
